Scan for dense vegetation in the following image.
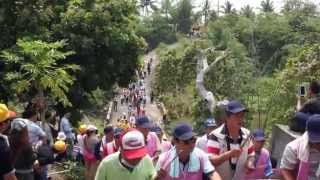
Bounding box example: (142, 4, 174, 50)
(0, 0, 145, 116)
(152, 0, 320, 134)
(0, 0, 319, 134)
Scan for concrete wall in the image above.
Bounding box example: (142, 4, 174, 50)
(269, 124, 302, 167)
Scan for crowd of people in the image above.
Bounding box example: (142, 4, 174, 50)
(1, 55, 320, 180)
(0, 103, 79, 180)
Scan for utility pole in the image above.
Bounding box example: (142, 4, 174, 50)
(217, 0, 220, 17)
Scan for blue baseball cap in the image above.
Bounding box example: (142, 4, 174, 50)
(151, 126, 162, 135)
(204, 118, 217, 128)
(114, 127, 124, 136)
(104, 126, 114, 134)
(294, 112, 310, 131)
(135, 116, 152, 129)
(225, 100, 248, 114)
(173, 123, 194, 140)
(307, 114, 320, 143)
(253, 129, 265, 141)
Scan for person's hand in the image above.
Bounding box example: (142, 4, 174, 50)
(246, 161, 255, 171)
(229, 148, 242, 158)
(33, 160, 43, 173)
(155, 169, 168, 180)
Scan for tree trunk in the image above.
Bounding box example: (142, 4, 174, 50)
(196, 49, 226, 113)
(35, 82, 46, 123)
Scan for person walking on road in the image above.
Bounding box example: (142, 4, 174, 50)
(60, 112, 74, 159)
(195, 118, 217, 153)
(84, 125, 99, 180)
(0, 104, 17, 180)
(245, 129, 274, 179)
(155, 123, 221, 180)
(135, 116, 161, 160)
(281, 114, 320, 180)
(151, 126, 172, 153)
(207, 100, 255, 180)
(95, 129, 157, 180)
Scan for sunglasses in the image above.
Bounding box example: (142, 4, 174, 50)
(181, 137, 196, 145)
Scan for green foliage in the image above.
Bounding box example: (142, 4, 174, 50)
(86, 87, 106, 108)
(154, 1, 320, 135)
(0, 0, 147, 110)
(154, 40, 198, 94)
(260, 0, 274, 12)
(1, 39, 79, 106)
(176, 0, 192, 33)
(221, 1, 237, 15)
(136, 13, 177, 49)
(240, 5, 255, 19)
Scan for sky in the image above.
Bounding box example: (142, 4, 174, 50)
(156, 0, 320, 13)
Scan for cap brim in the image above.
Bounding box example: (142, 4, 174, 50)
(308, 133, 320, 143)
(205, 124, 217, 128)
(228, 107, 248, 114)
(177, 132, 195, 141)
(8, 111, 17, 119)
(138, 122, 153, 129)
(254, 137, 265, 141)
(123, 147, 147, 160)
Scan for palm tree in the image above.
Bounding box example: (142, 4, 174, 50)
(241, 5, 255, 18)
(221, 1, 236, 14)
(139, 0, 158, 16)
(161, 0, 172, 21)
(261, 0, 274, 12)
(202, 0, 210, 25)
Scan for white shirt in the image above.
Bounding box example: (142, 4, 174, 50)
(77, 134, 85, 154)
(129, 116, 136, 124)
(195, 134, 208, 153)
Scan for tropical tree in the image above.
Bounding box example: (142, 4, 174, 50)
(202, 0, 211, 25)
(161, 0, 172, 21)
(261, 0, 274, 13)
(241, 5, 255, 18)
(1, 39, 80, 120)
(55, 0, 146, 108)
(282, 0, 318, 17)
(221, 1, 236, 15)
(139, 0, 159, 16)
(176, 0, 193, 33)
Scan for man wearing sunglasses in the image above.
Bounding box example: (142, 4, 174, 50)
(0, 104, 17, 180)
(155, 123, 221, 180)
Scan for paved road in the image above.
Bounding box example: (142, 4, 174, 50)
(111, 51, 162, 125)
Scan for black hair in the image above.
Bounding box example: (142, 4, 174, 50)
(45, 111, 52, 119)
(22, 109, 37, 119)
(310, 80, 320, 94)
(225, 111, 233, 118)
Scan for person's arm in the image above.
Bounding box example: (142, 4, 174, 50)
(0, 140, 17, 180)
(208, 171, 222, 180)
(209, 149, 242, 167)
(264, 156, 274, 178)
(299, 98, 311, 113)
(95, 160, 107, 180)
(3, 173, 17, 180)
(281, 169, 296, 180)
(280, 144, 298, 180)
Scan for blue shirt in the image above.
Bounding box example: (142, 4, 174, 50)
(255, 151, 273, 177)
(25, 119, 46, 145)
(60, 117, 73, 139)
